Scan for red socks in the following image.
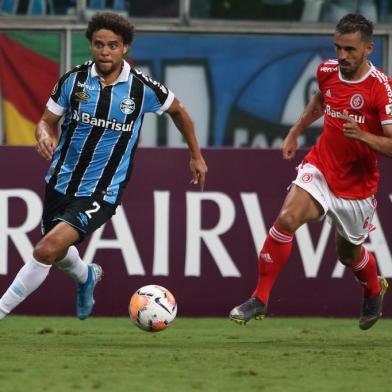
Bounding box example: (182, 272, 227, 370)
(350, 247, 381, 298)
(252, 224, 294, 304)
(252, 226, 380, 304)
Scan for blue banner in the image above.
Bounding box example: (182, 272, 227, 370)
(73, 33, 384, 147)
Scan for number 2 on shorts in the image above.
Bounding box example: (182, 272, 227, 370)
(85, 201, 101, 219)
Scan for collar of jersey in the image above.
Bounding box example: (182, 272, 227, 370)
(338, 61, 374, 84)
(91, 60, 130, 85)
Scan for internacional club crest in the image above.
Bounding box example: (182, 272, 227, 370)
(350, 93, 364, 109)
(300, 173, 313, 183)
(120, 98, 135, 114)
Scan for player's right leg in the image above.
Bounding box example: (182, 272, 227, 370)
(230, 183, 324, 325)
(0, 222, 79, 320)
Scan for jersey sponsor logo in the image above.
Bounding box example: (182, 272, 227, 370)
(75, 111, 134, 132)
(325, 104, 365, 124)
(371, 70, 392, 104)
(77, 81, 95, 91)
(381, 78, 392, 103)
(325, 89, 331, 97)
(350, 93, 364, 109)
(120, 98, 135, 114)
(385, 104, 392, 117)
(300, 173, 313, 183)
(75, 91, 90, 103)
(320, 66, 338, 72)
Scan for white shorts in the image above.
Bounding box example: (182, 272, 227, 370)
(292, 162, 377, 245)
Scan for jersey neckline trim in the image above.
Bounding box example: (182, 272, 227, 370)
(338, 62, 374, 84)
(91, 60, 130, 85)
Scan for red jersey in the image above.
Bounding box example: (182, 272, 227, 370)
(304, 59, 392, 199)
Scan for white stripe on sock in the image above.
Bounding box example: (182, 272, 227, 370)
(269, 226, 293, 243)
(352, 249, 369, 272)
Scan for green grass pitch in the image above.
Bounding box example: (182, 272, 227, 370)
(1, 316, 391, 392)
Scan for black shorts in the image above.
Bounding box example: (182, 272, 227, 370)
(42, 186, 117, 243)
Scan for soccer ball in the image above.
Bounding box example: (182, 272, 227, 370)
(129, 285, 177, 332)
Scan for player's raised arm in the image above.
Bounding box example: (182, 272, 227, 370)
(282, 90, 325, 160)
(35, 108, 61, 161)
(166, 98, 208, 191)
(341, 110, 392, 158)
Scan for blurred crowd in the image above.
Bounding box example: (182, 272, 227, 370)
(0, 0, 391, 22)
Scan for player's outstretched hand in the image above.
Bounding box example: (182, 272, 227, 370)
(282, 133, 298, 160)
(190, 156, 208, 191)
(341, 110, 364, 141)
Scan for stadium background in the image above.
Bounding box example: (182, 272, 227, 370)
(0, 0, 392, 318)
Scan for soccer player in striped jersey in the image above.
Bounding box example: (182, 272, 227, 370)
(0, 12, 207, 321)
(230, 13, 391, 330)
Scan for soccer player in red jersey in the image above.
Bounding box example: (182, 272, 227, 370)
(230, 13, 391, 330)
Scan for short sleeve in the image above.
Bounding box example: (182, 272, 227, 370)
(132, 68, 175, 115)
(46, 72, 75, 116)
(373, 76, 392, 126)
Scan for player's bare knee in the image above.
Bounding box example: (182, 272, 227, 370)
(337, 247, 357, 266)
(338, 256, 356, 267)
(33, 238, 63, 265)
(276, 210, 301, 232)
(336, 238, 361, 267)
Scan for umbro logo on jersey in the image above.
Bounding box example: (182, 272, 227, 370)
(325, 89, 331, 97)
(75, 91, 90, 103)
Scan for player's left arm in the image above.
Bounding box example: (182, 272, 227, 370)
(166, 98, 208, 190)
(341, 110, 392, 157)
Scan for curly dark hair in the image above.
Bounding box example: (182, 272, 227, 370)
(85, 12, 134, 45)
(335, 13, 373, 42)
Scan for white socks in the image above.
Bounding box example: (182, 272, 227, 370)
(0, 257, 51, 319)
(0, 246, 88, 320)
(55, 245, 88, 284)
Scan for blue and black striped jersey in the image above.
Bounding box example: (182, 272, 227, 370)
(46, 60, 174, 204)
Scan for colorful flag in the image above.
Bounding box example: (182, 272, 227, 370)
(0, 34, 58, 144)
